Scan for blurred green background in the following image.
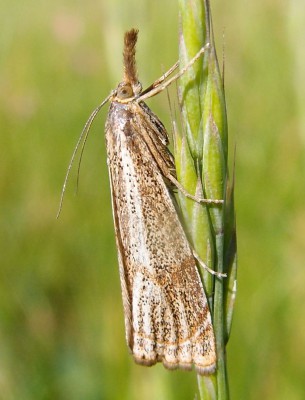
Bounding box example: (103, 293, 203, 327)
(1, 0, 305, 399)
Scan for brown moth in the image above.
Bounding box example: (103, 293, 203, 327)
(58, 28, 222, 375)
(105, 29, 216, 375)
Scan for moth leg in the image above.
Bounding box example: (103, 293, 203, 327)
(166, 173, 224, 205)
(137, 43, 210, 102)
(140, 61, 179, 96)
(192, 249, 227, 278)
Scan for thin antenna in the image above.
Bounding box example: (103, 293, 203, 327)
(56, 93, 112, 219)
(75, 104, 99, 194)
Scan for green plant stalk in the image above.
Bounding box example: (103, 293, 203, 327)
(203, 42, 229, 399)
(213, 233, 229, 399)
(177, 0, 236, 399)
(223, 173, 237, 344)
(174, 128, 215, 298)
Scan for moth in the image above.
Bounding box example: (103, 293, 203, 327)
(106, 29, 221, 375)
(58, 28, 223, 375)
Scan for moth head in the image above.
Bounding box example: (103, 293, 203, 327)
(116, 81, 142, 100)
(116, 82, 134, 99)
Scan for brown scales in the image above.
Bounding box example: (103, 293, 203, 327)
(123, 29, 139, 85)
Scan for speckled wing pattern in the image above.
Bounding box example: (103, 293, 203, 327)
(105, 100, 216, 375)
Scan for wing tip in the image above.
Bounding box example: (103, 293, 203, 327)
(132, 350, 216, 375)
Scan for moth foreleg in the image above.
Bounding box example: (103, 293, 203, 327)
(140, 61, 179, 96)
(192, 249, 227, 278)
(166, 173, 224, 205)
(137, 43, 210, 102)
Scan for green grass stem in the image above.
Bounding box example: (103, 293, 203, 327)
(176, 0, 237, 398)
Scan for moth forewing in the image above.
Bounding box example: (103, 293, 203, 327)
(105, 30, 217, 374)
(60, 28, 218, 375)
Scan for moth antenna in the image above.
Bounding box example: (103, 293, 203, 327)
(123, 28, 139, 85)
(56, 93, 112, 219)
(75, 105, 97, 195)
(75, 108, 96, 194)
